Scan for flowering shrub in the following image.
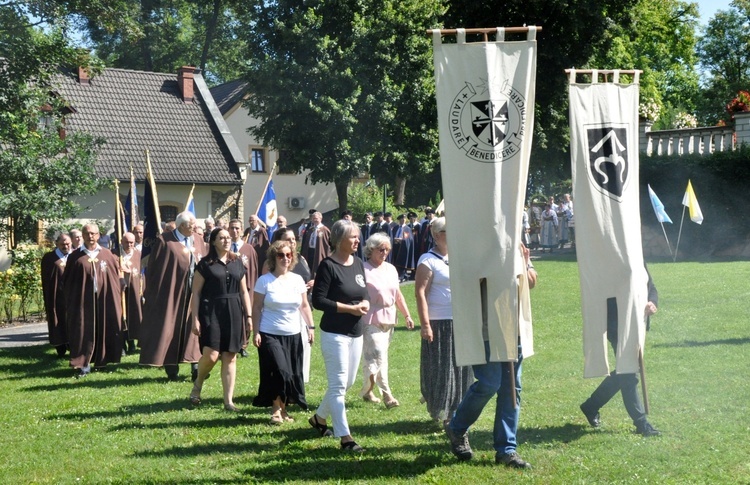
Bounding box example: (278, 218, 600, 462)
(639, 100, 661, 122)
(673, 112, 698, 129)
(0, 244, 45, 323)
(726, 90, 750, 114)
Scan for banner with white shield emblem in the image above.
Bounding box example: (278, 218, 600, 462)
(568, 70, 648, 378)
(431, 27, 538, 366)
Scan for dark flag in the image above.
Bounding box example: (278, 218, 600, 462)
(141, 151, 162, 267)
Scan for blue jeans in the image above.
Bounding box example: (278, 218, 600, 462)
(449, 341, 523, 455)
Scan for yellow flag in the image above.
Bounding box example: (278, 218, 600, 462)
(682, 180, 703, 224)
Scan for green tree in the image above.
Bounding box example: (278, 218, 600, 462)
(696, 6, 750, 124)
(81, 0, 250, 84)
(0, 3, 105, 245)
(591, 0, 701, 129)
(242, 0, 443, 210)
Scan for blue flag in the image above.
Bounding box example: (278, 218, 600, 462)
(648, 184, 672, 224)
(258, 180, 278, 239)
(185, 184, 196, 216)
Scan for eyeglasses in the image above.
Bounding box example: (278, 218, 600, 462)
(377, 247, 390, 253)
(276, 252, 293, 260)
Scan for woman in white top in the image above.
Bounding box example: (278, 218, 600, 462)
(251, 241, 315, 425)
(415, 217, 473, 424)
(360, 232, 414, 408)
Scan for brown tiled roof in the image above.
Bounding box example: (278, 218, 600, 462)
(209, 79, 248, 115)
(53, 67, 243, 184)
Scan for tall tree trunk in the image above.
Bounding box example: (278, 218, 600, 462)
(393, 175, 407, 206)
(200, 0, 222, 73)
(335, 179, 349, 213)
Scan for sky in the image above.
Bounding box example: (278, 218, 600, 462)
(695, 0, 734, 23)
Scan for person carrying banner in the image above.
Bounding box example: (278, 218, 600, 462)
(443, 243, 537, 468)
(41, 233, 71, 357)
(120, 232, 144, 354)
(139, 211, 205, 380)
(580, 271, 661, 437)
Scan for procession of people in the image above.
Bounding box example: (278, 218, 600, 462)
(39, 198, 658, 466)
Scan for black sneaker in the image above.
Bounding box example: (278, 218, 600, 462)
(496, 452, 532, 469)
(636, 422, 661, 437)
(443, 422, 473, 461)
(580, 403, 601, 428)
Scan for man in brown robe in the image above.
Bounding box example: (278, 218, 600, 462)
(139, 211, 205, 380)
(300, 211, 330, 278)
(228, 218, 258, 357)
(63, 224, 123, 378)
(120, 232, 143, 354)
(132, 224, 144, 252)
(41, 233, 71, 357)
(243, 213, 270, 269)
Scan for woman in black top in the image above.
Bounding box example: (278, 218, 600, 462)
(190, 228, 253, 412)
(308, 219, 369, 453)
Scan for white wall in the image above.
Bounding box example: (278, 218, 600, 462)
(223, 103, 339, 223)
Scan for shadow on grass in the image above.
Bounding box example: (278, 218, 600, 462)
(654, 337, 750, 348)
(521, 422, 589, 444)
(129, 421, 455, 481)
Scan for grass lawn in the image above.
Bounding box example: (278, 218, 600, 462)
(1, 260, 749, 483)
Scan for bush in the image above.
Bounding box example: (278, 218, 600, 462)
(0, 243, 45, 323)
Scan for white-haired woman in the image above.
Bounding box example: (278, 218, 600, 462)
(415, 217, 472, 424)
(308, 220, 369, 453)
(360, 232, 413, 408)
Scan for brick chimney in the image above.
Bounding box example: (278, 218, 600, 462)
(78, 66, 90, 85)
(177, 66, 195, 103)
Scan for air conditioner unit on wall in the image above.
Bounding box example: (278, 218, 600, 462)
(288, 196, 306, 209)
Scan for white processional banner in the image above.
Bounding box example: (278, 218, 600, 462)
(431, 28, 537, 366)
(568, 70, 648, 378)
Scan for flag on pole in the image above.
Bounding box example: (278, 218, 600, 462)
(647, 184, 672, 223)
(125, 166, 139, 230)
(682, 179, 703, 224)
(431, 27, 538, 367)
(258, 180, 278, 239)
(568, 69, 648, 378)
(141, 150, 162, 265)
(185, 184, 196, 216)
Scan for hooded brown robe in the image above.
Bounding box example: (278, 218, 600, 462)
(301, 224, 330, 278)
(63, 247, 123, 368)
(139, 231, 204, 366)
(41, 249, 68, 347)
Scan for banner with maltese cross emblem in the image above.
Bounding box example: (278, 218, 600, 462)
(431, 27, 538, 368)
(568, 70, 648, 379)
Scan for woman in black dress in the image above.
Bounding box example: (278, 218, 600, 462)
(190, 228, 253, 411)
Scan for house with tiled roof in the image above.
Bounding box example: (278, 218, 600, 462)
(53, 66, 249, 227)
(209, 79, 338, 224)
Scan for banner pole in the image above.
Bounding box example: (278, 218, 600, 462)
(673, 206, 687, 262)
(254, 162, 277, 218)
(659, 221, 673, 257)
(185, 184, 195, 211)
(114, 179, 128, 332)
(639, 347, 650, 414)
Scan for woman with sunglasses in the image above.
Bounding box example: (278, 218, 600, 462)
(251, 241, 315, 424)
(415, 217, 473, 425)
(190, 228, 253, 411)
(359, 232, 414, 408)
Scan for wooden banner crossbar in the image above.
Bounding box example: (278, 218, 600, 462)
(565, 69, 643, 84)
(427, 26, 542, 42)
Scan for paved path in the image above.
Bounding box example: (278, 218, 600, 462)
(0, 322, 49, 348)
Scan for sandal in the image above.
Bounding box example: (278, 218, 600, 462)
(269, 414, 284, 425)
(189, 393, 201, 405)
(282, 412, 294, 422)
(341, 440, 365, 453)
(384, 399, 400, 409)
(362, 392, 381, 404)
(223, 403, 239, 412)
(308, 414, 333, 437)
